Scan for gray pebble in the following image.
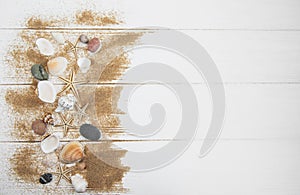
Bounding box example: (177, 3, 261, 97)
(79, 35, 89, 44)
(80, 124, 101, 141)
(31, 64, 49, 80)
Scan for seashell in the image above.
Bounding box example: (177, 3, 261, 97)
(55, 94, 76, 112)
(37, 81, 57, 103)
(36, 38, 54, 56)
(43, 113, 54, 125)
(79, 34, 89, 44)
(31, 64, 48, 80)
(71, 174, 88, 193)
(80, 124, 101, 141)
(51, 32, 65, 44)
(87, 38, 101, 53)
(32, 119, 47, 135)
(41, 134, 60, 153)
(39, 173, 53, 184)
(59, 141, 84, 164)
(77, 57, 91, 73)
(47, 57, 68, 76)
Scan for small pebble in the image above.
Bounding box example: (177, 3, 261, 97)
(79, 35, 89, 44)
(87, 38, 101, 53)
(31, 64, 49, 80)
(80, 124, 101, 141)
(32, 119, 47, 135)
(39, 173, 53, 184)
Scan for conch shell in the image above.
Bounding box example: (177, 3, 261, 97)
(59, 141, 84, 164)
(55, 94, 76, 112)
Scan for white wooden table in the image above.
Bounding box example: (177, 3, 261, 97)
(0, 0, 300, 194)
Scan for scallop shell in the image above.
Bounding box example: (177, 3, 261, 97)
(36, 38, 54, 56)
(77, 57, 91, 73)
(47, 57, 68, 76)
(59, 141, 84, 164)
(55, 94, 76, 112)
(37, 81, 57, 103)
(41, 134, 60, 153)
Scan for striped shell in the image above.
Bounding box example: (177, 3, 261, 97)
(43, 113, 54, 125)
(59, 142, 84, 164)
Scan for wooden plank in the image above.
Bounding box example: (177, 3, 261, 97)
(1, 30, 300, 84)
(1, 84, 300, 141)
(0, 0, 300, 29)
(2, 140, 300, 194)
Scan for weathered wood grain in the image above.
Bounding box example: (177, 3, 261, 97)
(0, 0, 300, 30)
(1, 84, 300, 141)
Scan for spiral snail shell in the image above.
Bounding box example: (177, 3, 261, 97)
(59, 141, 84, 164)
(43, 113, 54, 125)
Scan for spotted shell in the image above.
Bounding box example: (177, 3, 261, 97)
(59, 141, 84, 164)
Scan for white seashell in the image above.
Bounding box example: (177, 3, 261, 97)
(36, 38, 55, 56)
(77, 57, 91, 73)
(51, 33, 65, 44)
(55, 94, 76, 112)
(41, 134, 60, 153)
(71, 174, 88, 193)
(47, 57, 68, 76)
(37, 81, 57, 103)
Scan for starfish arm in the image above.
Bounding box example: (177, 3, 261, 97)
(58, 76, 70, 83)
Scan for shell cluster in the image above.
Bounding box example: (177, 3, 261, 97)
(28, 34, 104, 192)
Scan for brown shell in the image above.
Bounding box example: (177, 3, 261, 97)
(43, 113, 54, 125)
(32, 119, 47, 135)
(59, 142, 84, 164)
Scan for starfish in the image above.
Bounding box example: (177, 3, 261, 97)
(65, 39, 80, 60)
(53, 164, 72, 186)
(75, 103, 89, 122)
(58, 70, 83, 100)
(54, 113, 79, 137)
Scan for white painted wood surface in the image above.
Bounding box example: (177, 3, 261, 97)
(0, 0, 299, 194)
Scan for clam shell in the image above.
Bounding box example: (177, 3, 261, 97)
(37, 81, 56, 103)
(77, 57, 91, 73)
(36, 38, 54, 56)
(41, 134, 59, 153)
(47, 57, 68, 76)
(59, 141, 84, 164)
